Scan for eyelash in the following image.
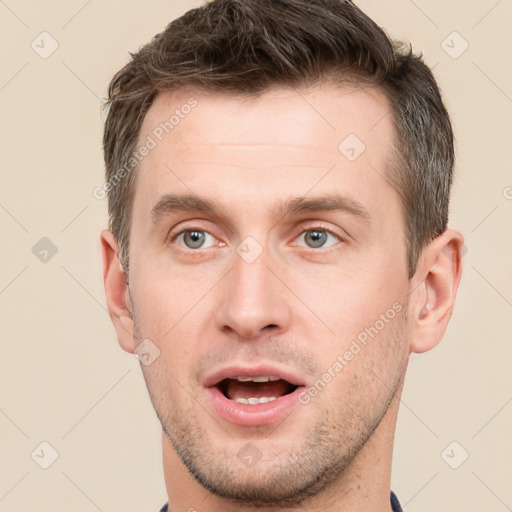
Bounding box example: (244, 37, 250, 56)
(169, 224, 344, 251)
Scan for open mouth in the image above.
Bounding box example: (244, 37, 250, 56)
(204, 367, 305, 425)
(217, 376, 299, 405)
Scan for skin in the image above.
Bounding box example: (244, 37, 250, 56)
(101, 84, 463, 512)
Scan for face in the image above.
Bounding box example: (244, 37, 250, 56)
(127, 85, 412, 506)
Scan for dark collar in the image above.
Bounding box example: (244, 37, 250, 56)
(391, 490, 403, 512)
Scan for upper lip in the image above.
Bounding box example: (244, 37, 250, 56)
(203, 364, 306, 388)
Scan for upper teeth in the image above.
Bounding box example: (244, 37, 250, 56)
(236, 376, 279, 382)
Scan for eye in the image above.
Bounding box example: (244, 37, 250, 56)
(295, 229, 340, 249)
(175, 230, 215, 249)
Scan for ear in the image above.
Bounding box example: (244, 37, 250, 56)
(100, 229, 135, 354)
(409, 228, 464, 354)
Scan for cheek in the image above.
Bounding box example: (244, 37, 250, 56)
(291, 265, 406, 339)
(290, 267, 409, 392)
(130, 269, 219, 375)
(130, 264, 215, 335)
(137, 319, 203, 413)
(313, 311, 409, 414)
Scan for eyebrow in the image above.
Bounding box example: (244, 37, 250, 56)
(277, 195, 371, 223)
(151, 194, 215, 223)
(150, 193, 371, 225)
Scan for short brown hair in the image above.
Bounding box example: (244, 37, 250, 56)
(103, 0, 454, 280)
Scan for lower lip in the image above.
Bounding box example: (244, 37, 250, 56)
(205, 385, 304, 426)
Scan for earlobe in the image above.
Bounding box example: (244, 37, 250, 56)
(100, 229, 135, 353)
(409, 229, 464, 354)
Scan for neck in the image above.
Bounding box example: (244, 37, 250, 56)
(161, 383, 402, 512)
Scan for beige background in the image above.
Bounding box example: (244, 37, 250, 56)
(1, 0, 511, 510)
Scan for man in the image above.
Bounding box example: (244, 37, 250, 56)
(100, 0, 463, 510)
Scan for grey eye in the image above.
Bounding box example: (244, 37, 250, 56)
(296, 229, 340, 249)
(304, 230, 328, 248)
(182, 230, 207, 249)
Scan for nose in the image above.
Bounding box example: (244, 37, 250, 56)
(215, 248, 291, 340)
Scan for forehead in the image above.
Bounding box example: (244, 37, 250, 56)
(141, 83, 394, 150)
(133, 83, 398, 215)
